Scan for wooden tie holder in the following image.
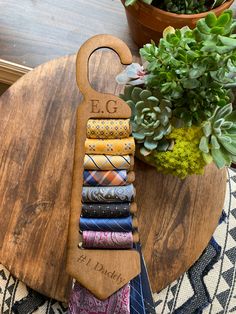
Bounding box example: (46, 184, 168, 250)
(66, 34, 141, 300)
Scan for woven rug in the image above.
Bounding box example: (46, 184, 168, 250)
(1, 168, 236, 314)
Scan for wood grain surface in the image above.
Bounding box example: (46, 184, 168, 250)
(0, 0, 234, 68)
(0, 50, 226, 302)
(0, 0, 138, 68)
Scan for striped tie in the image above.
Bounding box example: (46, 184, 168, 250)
(84, 154, 133, 171)
(79, 217, 134, 232)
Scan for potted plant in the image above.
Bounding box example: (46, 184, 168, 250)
(116, 10, 236, 178)
(121, 0, 234, 47)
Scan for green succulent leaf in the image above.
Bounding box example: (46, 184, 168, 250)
(227, 111, 236, 122)
(202, 152, 213, 164)
(189, 66, 206, 79)
(125, 0, 137, 6)
(211, 135, 220, 149)
(132, 87, 143, 103)
(218, 135, 232, 143)
(222, 121, 234, 129)
(141, 0, 153, 4)
(197, 19, 211, 34)
(202, 121, 212, 137)
(140, 146, 151, 156)
(205, 13, 217, 27)
(216, 12, 230, 27)
(218, 138, 236, 154)
(199, 136, 209, 153)
(133, 132, 145, 141)
(140, 90, 152, 100)
(213, 118, 224, 129)
(156, 139, 170, 151)
(210, 26, 225, 35)
(144, 138, 158, 150)
(218, 35, 236, 48)
(211, 148, 231, 168)
(181, 78, 200, 89)
(226, 125, 236, 134)
(214, 104, 232, 120)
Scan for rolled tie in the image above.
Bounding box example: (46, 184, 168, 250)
(87, 119, 131, 139)
(82, 184, 135, 203)
(81, 202, 137, 218)
(79, 216, 138, 232)
(84, 154, 134, 171)
(85, 137, 135, 155)
(83, 170, 135, 186)
(81, 231, 134, 249)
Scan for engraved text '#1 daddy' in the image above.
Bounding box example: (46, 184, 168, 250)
(77, 254, 125, 285)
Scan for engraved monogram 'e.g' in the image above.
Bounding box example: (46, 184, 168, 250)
(90, 99, 118, 114)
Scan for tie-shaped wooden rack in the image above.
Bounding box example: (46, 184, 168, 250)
(66, 34, 141, 300)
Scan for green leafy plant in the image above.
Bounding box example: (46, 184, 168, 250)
(117, 10, 236, 178)
(120, 85, 172, 155)
(140, 10, 236, 125)
(199, 104, 236, 168)
(125, 0, 231, 14)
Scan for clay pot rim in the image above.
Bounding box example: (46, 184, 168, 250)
(122, 0, 234, 19)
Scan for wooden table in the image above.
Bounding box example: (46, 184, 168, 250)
(0, 49, 226, 302)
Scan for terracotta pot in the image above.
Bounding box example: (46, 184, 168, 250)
(121, 0, 234, 47)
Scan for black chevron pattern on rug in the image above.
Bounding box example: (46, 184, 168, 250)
(216, 290, 230, 309)
(222, 268, 234, 287)
(12, 288, 47, 314)
(11, 289, 68, 314)
(174, 238, 221, 314)
(0, 270, 7, 281)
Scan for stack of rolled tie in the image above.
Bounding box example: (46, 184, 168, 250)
(69, 119, 155, 314)
(80, 118, 138, 249)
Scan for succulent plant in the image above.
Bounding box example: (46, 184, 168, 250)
(159, 0, 208, 14)
(140, 10, 236, 125)
(199, 103, 236, 168)
(125, 0, 231, 14)
(158, 0, 230, 14)
(120, 85, 172, 156)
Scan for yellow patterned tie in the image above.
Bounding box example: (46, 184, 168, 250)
(85, 137, 135, 155)
(87, 119, 131, 139)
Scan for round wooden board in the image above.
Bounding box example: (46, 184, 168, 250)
(0, 50, 226, 303)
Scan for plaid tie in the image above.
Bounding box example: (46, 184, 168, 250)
(83, 170, 129, 186)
